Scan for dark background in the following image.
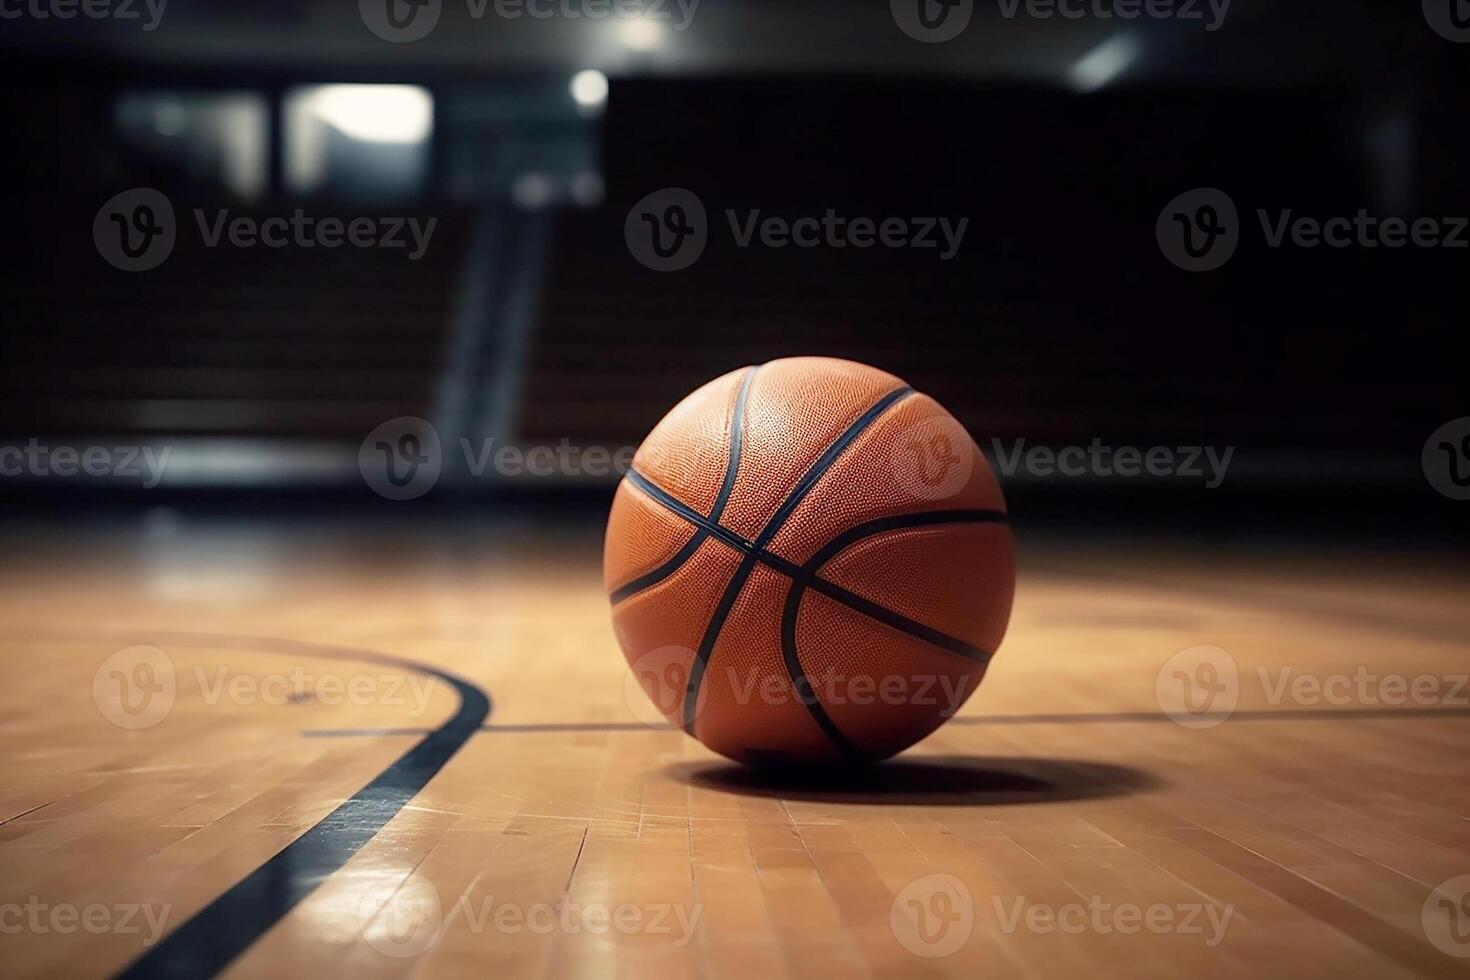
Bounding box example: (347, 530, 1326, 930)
(1, 0, 1466, 546)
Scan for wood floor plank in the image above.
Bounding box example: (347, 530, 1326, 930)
(0, 528, 1466, 978)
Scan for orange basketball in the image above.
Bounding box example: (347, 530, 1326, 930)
(603, 357, 1015, 764)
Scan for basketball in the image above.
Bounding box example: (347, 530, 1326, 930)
(604, 357, 1015, 764)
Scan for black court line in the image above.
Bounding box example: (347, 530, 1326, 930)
(298, 705, 1470, 739)
(0, 800, 54, 827)
(12, 631, 499, 980)
(609, 365, 758, 604)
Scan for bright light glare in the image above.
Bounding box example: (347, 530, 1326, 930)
(618, 17, 664, 51)
(309, 85, 433, 144)
(570, 70, 609, 108)
(1068, 34, 1142, 93)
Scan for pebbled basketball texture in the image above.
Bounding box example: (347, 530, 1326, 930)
(603, 357, 1014, 764)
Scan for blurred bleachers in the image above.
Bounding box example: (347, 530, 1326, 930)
(2, 203, 472, 441)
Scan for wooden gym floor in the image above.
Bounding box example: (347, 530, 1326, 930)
(1, 515, 1468, 980)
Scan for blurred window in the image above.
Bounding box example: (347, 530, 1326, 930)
(283, 84, 433, 199)
(114, 91, 269, 199)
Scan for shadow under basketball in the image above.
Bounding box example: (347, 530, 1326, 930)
(668, 755, 1160, 806)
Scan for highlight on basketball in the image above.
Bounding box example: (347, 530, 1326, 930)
(2, 4, 1467, 980)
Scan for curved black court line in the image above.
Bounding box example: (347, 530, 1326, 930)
(46, 630, 498, 980)
(681, 385, 914, 734)
(779, 509, 1009, 760)
(609, 365, 758, 604)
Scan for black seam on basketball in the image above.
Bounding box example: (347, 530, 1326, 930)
(750, 386, 914, 550)
(608, 366, 758, 606)
(627, 466, 1003, 664)
(795, 509, 1006, 664)
(709, 365, 758, 523)
(805, 577, 993, 663)
(682, 385, 915, 736)
(804, 510, 1010, 574)
(780, 582, 869, 762)
(778, 511, 1006, 764)
(686, 551, 761, 732)
(608, 527, 709, 604)
(623, 471, 803, 576)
